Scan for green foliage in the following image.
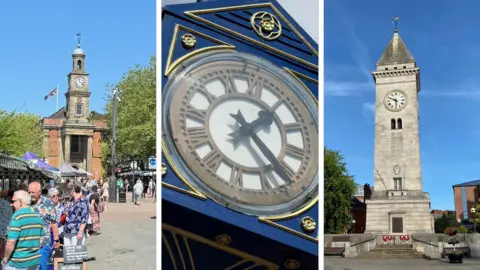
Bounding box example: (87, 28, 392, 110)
(469, 199, 480, 233)
(435, 213, 457, 233)
(458, 225, 469, 233)
(324, 147, 356, 234)
(103, 56, 156, 168)
(0, 110, 43, 157)
(87, 110, 107, 123)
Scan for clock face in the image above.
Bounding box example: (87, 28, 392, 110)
(74, 76, 86, 88)
(162, 51, 318, 216)
(384, 90, 407, 111)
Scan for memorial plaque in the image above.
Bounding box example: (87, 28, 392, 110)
(63, 245, 88, 264)
(60, 264, 82, 270)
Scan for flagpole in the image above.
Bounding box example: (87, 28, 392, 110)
(56, 85, 59, 112)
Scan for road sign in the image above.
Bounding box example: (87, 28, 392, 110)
(148, 157, 156, 170)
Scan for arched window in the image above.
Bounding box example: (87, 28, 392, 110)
(77, 60, 82, 70)
(391, 119, 396, 129)
(397, 118, 403, 129)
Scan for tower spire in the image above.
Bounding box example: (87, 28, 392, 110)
(393, 16, 399, 33)
(76, 33, 82, 48)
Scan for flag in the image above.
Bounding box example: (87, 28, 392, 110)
(44, 87, 58, 100)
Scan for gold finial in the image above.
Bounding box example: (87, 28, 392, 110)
(392, 16, 399, 33)
(76, 33, 82, 48)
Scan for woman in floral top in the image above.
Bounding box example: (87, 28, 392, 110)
(64, 185, 89, 246)
(48, 188, 65, 231)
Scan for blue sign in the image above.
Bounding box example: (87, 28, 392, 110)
(149, 158, 156, 166)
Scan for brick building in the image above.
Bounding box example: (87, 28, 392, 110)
(351, 184, 372, 233)
(40, 40, 107, 180)
(453, 179, 480, 222)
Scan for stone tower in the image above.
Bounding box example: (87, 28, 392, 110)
(365, 29, 433, 234)
(66, 36, 91, 123)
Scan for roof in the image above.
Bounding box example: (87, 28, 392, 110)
(48, 107, 67, 119)
(453, 179, 480, 188)
(377, 31, 415, 66)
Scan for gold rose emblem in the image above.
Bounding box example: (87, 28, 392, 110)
(161, 163, 167, 177)
(300, 216, 316, 233)
(181, 33, 196, 49)
(250, 12, 282, 40)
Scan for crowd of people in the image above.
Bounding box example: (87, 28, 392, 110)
(0, 178, 107, 270)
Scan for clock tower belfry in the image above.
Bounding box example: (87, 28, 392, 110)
(66, 33, 90, 123)
(365, 27, 433, 235)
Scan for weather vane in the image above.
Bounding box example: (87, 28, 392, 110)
(76, 32, 82, 48)
(392, 16, 399, 32)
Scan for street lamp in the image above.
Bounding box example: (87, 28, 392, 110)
(471, 207, 477, 233)
(108, 87, 120, 203)
(352, 219, 356, 234)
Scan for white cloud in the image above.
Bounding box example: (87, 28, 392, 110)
(361, 102, 375, 122)
(422, 80, 480, 98)
(325, 80, 373, 96)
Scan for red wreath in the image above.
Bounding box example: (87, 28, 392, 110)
(388, 235, 394, 241)
(400, 235, 404, 240)
(404, 235, 410, 241)
(382, 235, 388, 241)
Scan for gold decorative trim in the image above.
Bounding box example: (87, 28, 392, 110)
(184, 3, 318, 69)
(162, 141, 207, 200)
(250, 11, 282, 40)
(165, 24, 236, 76)
(284, 67, 318, 85)
(259, 218, 318, 243)
(183, 236, 196, 270)
(284, 259, 301, 269)
(163, 223, 279, 270)
(172, 232, 187, 270)
(162, 233, 178, 270)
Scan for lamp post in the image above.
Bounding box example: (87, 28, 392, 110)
(471, 207, 477, 233)
(108, 87, 119, 203)
(352, 220, 356, 234)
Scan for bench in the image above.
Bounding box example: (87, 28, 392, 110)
(441, 247, 471, 258)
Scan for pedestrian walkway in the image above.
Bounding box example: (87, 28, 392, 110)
(325, 257, 480, 269)
(85, 193, 156, 270)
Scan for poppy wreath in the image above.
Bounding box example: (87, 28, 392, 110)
(382, 235, 388, 241)
(387, 235, 394, 241)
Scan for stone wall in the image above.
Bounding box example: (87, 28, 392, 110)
(324, 233, 480, 258)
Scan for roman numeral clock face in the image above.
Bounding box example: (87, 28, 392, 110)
(162, 52, 318, 216)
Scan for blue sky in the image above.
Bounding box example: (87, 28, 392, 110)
(0, 0, 155, 117)
(325, 0, 480, 210)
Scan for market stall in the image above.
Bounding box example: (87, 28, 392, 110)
(0, 153, 61, 191)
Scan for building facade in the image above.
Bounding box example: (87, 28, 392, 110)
(453, 180, 480, 222)
(41, 41, 107, 180)
(365, 29, 433, 234)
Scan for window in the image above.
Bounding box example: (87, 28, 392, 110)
(462, 187, 468, 220)
(391, 119, 396, 129)
(394, 177, 402, 190)
(71, 136, 80, 153)
(76, 103, 83, 115)
(397, 118, 403, 129)
(77, 60, 82, 70)
(392, 217, 403, 233)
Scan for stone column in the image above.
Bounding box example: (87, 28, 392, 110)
(65, 135, 71, 163)
(57, 133, 63, 165)
(87, 136, 93, 173)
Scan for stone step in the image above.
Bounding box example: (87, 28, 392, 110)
(356, 246, 424, 259)
(375, 245, 413, 249)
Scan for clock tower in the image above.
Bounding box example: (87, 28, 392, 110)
(66, 33, 91, 123)
(365, 28, 433, 234)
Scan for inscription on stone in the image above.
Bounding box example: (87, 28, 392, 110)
(60, 264, 82, 270)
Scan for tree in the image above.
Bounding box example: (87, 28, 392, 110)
(434, 213, 457, 233)
(324, 147, 356, 234)
(0, 110, 43, 157)
(103, 56, 156, 171)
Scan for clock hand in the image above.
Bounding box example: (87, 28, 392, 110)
(229, 111, 292, 184)
(228, 110, 274, 138)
